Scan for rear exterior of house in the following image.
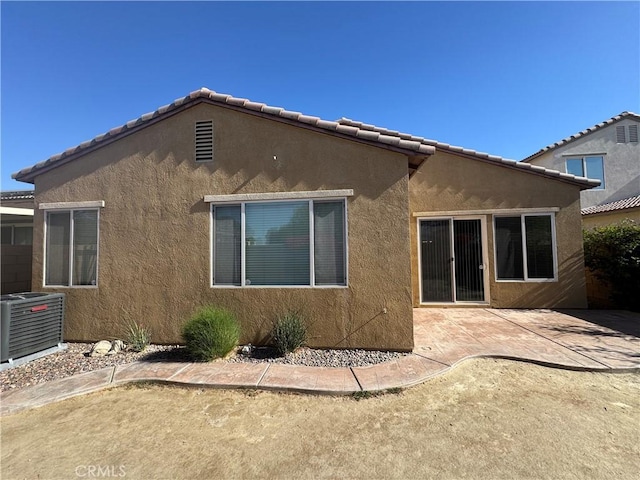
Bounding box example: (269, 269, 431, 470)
(409, 150, 586, 308)
(12, 89, 596, 350)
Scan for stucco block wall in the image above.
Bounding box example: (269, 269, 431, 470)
(30, 103, 414, 350)
(409, 151, 588, 308)
(528, 119, 640, 209)
(582, 209, 640, 230)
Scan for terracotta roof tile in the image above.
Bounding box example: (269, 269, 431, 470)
(523, 111, 640, 162)
(581, 195, 640, 216)
(0, 190, 34, 201)
(335, 118, 599, 189)
(12, 87, 595, 188)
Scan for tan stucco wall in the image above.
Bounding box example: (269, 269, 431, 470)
(29, 103, 414, 350)
(582, 209, 640, 230)
(409, 151, 588, 308)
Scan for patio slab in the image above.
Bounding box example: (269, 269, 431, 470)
(352, 354, 449, 391)
(168, 362, 269, 388)
(113, 362, 192, 383)
(257, 364, 360, 394)
(492, 309, 640, 370)
(0, 367, 114, 416)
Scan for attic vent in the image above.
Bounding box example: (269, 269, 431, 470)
(616, 125, 626, 143)
(195, 120, 214, 162)
(629, 124, 638, 143)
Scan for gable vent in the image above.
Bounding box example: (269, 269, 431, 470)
(629, 124, 638, 143)
(195, 120, 214, 162)
(616, 125, 626, 143)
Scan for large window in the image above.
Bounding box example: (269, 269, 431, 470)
(212, 199, 347, 287)
(566, 156, 605, 190)
(45, 210, 99, 287)
(494, 214, 556, 281)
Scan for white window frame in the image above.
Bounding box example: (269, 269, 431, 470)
(42, 203, 102, 288)
(493, 213, 558, 283)
(416, 215, 490, 305)
(208, 193, 350, 289)
(565, 155, 605, 190)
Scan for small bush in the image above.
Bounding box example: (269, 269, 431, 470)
(182, 306, 240, 361)
(583, 220, 640, 311)
(124, 320, 151, 352)
(272, 311, 307, 355)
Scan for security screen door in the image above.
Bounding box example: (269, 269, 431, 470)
(420, 218, 485, 303)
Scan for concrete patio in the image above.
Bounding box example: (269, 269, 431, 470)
(1, 308, 639, 416)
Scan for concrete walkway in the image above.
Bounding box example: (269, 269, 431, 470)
(2, 309, 639, 416)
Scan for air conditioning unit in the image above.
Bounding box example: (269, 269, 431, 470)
(1, 293, 65, 364)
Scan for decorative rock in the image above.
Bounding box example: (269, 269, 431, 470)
(89, 340, 112, 357)
(108, 340, 125, 355)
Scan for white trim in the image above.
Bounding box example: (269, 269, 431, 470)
(40, 200, 105, 210)
(204, 189, 354, 204)
(493, 212, 558, 283)
(417, 216, 489, 305)
(43, 208, 100, 288)
(210, 198, 349, 288)
(413, 207, 559, 217)
(561, 152, 607, 157)
(0, 207, 34, 216)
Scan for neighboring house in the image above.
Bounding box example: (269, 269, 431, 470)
(1, 190, 35, 294)
(11, 88, 597, 350)
(522, 112, 640, 221)
(581, 195, 640, 229)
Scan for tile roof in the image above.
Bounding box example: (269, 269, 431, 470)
(581, 195, 640, 216)
(522, 111, 640, 163)
(336, 118, 600, 189)
(12, 88, 435, 183)
(0, 190, 35, 201)
(10, 87, 598, 189)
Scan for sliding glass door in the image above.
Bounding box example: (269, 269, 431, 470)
(420, 218, 486, 303)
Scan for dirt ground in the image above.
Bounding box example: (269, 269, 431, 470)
(1, 359, 639, 480)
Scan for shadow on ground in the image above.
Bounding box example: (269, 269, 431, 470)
(557, 309, 640, 338)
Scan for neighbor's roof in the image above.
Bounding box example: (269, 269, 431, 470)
(12, 88, 435, 183)
(522, 111, 640, 163)
(12, 88, 598, 189)
(336, 118, 600, 189)
(0, 190, 35, 201)
(581, 195, 640, 216)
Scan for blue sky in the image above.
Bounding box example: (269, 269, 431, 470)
(2, 1, 639, 190)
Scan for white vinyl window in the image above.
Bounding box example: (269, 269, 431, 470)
(44, 209, 99, 287)
(212, 199, 347, 287)
(494, 214, 557, 281)
(566, 156, 605, 190)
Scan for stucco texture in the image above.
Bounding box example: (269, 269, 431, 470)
(409, 151, 588, 309)
(29, 103, 414, 350)
(582, 209, 640, 229)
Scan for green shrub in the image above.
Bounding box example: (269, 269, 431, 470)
(182, 306, 240, 361)
(583, 220, 640, 311)
(123, 319, 151, 352)
(272, 311, 307, 355)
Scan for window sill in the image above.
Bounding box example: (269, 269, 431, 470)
(210, 285, 348, 289)
(495, 279, 558, 283)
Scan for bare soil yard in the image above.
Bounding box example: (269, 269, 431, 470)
(2, 359, 638, 480)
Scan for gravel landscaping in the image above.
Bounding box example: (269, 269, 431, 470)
(0, 343, 407, 392)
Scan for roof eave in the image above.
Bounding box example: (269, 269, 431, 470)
(12, 93, 434, 183)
